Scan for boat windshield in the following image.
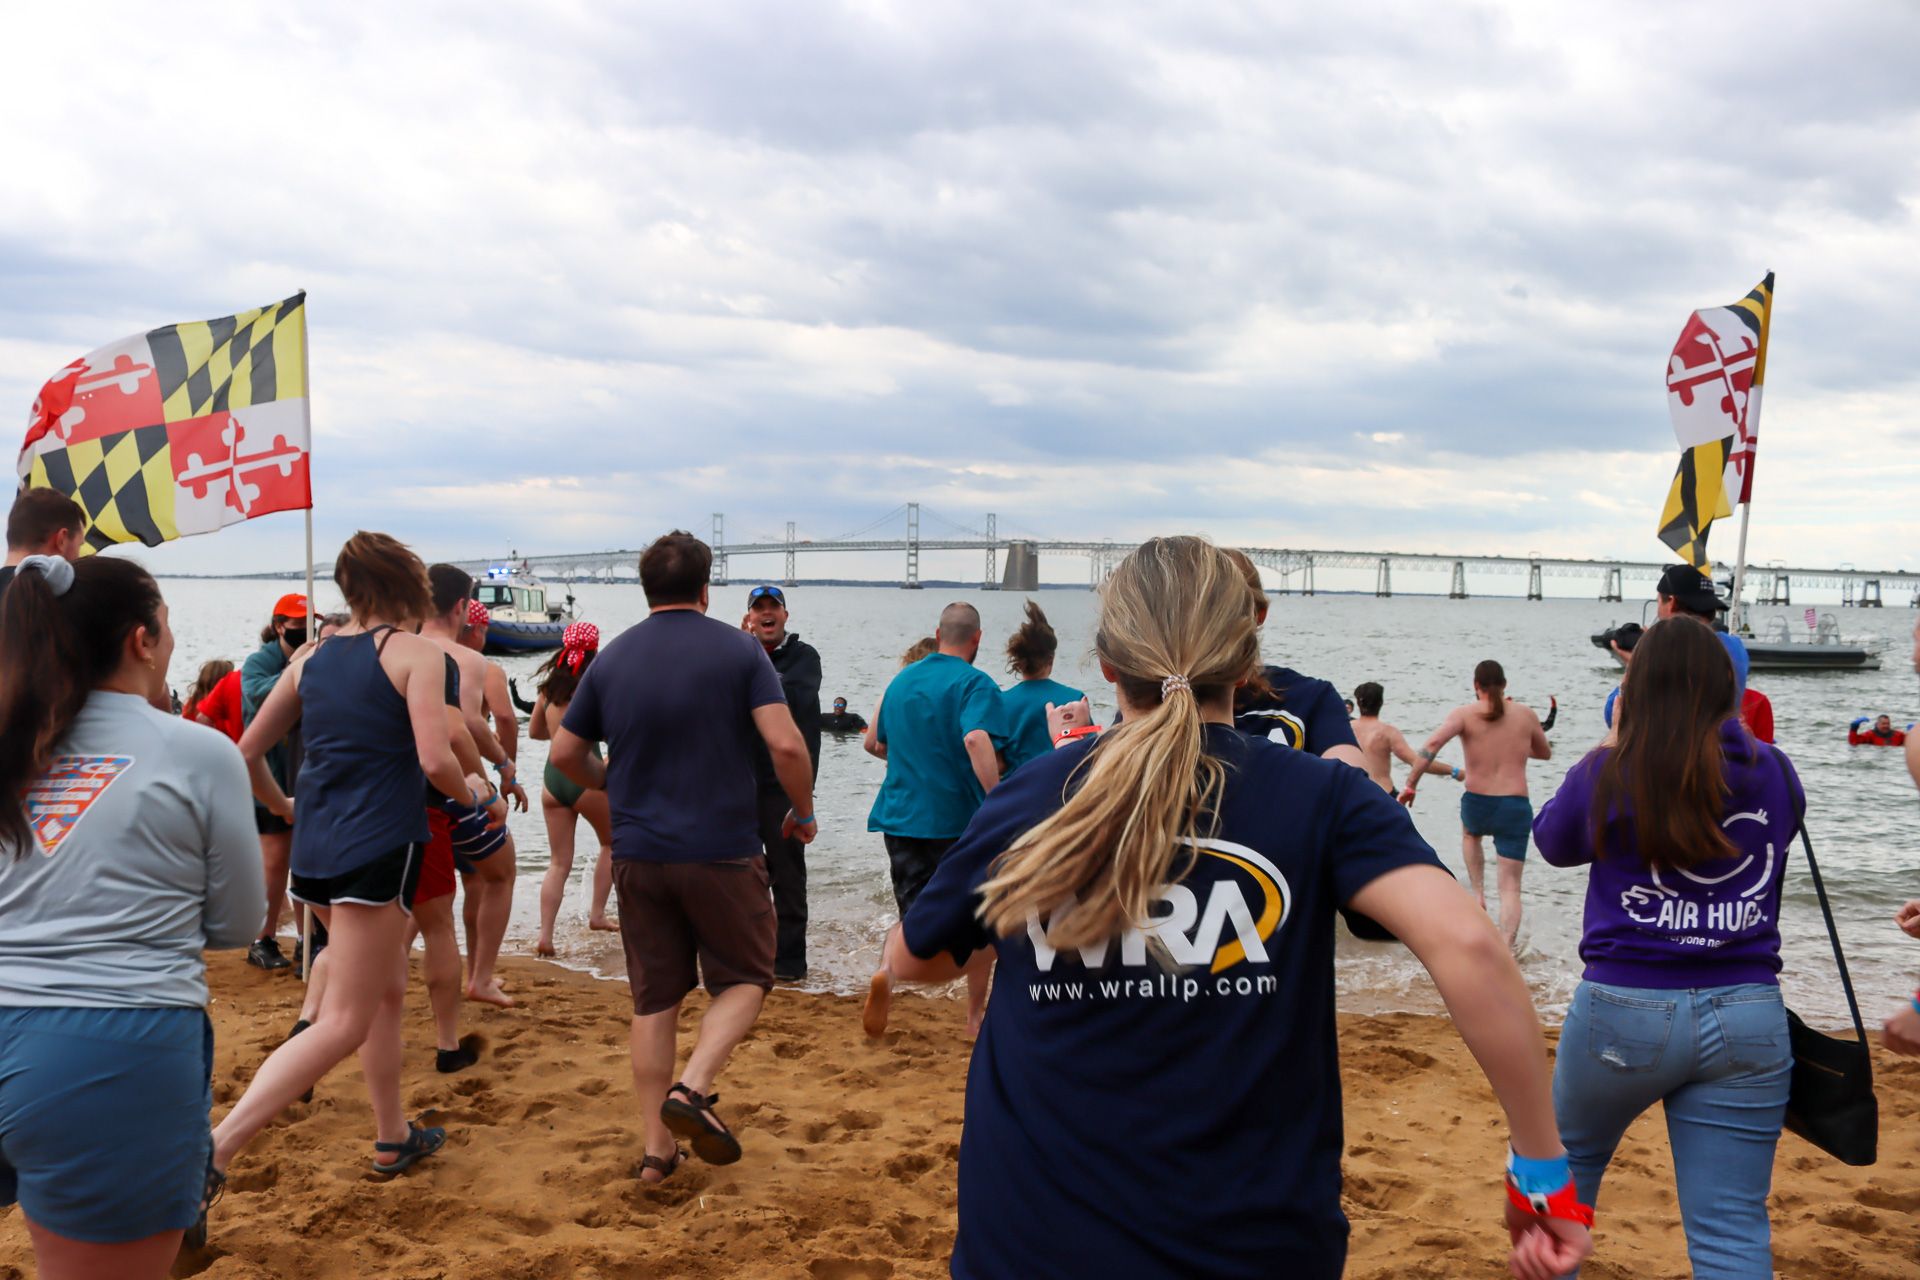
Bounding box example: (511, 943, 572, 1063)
(476, 584, 512, 607)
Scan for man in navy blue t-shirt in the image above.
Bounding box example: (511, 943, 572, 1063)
(552, 531, 818, 1184)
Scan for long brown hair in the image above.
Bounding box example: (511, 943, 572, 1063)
(1005, 600, 1058, 678)
(182, 658, 234, 719)
(899, 636, 937, 666)
(0, 558, 164, 857)
(334, 531, 432, 625)
(1474, 659, 1508, 721)
(1220, 548, 1273, 700)
(536, 649, 596, 706)
(1589, 618, 1738, 871)
(978, 537, 1259, 948)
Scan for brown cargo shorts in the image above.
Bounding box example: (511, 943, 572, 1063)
(612, 857, 776, 1016)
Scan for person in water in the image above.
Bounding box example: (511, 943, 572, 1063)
(1351, 682, 1461, 794)
(821, 697, 868, 734)
(873, 536, 1591, 1280)
(529, 623, 617, 954)
(999, 601, 1086, 774)
(1849, 715, 1908, 746)
(1402, 660, 1552, 950)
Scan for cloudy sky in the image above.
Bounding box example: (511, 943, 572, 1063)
(3, 1, 1916, 583)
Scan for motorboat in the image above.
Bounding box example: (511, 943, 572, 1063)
(472, 564, 574, 654)
(1591, 610, 1881, 673)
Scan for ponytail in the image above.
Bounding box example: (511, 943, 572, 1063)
(978, 537, 1256, 948)
(1475, 658, 1508, 722)
(1005, 600, 1059, 678)
(0, 557, 162, 856)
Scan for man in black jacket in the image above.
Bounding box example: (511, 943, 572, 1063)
(746, 585, 822, 981)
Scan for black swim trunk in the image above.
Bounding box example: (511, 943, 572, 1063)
(882, 835, 957, 917)
(289, 844, 423, 915)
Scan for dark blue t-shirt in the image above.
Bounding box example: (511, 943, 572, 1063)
(902, 724, 1445, 1279)
(561, 609, 786, 862)
(1235, 665, 1356, 752)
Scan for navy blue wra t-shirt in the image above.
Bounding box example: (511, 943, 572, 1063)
(561, 609, 786, 862)
(1236, 665, 1356, 753)
(902, 724, 1444, 1280)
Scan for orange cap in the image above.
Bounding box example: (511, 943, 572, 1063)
(272, 592, 310, 619)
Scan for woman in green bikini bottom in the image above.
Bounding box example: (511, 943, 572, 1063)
(529, 623, 616, 955)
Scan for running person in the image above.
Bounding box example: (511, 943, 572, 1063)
(874, 537, 1590, 1279)
(212, 532, 482, 1192)
(999, 601, 1085, 774)
(530, 623, 617, 955)
(241, 592, 310, 971)
(1351, 682, 1460, 793)
(422, 564, 525, 1009)
(1223, 550, 1363, 766)
(0, 556, 265, 1278)
(1401, 660, 1551, 950)
(1535, 618, 1800, 1276)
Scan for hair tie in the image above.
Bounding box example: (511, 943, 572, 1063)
(1160, 673, 1192, 699)
(18, 554, 74, 597)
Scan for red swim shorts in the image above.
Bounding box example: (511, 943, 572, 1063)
(416, 808, 457, 904)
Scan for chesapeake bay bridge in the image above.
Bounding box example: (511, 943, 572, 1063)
(458, 503, 1920, 607)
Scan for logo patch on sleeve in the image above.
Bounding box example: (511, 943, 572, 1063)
(26, 756, 134, 857)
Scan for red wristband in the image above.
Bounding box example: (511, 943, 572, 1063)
(1053, 724, 1102, 745)
(1504, 1174, 1594, 1227)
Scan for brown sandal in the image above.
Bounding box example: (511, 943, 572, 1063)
(639, 1146, 686, 1184)
(661, 1083, 742, 1165)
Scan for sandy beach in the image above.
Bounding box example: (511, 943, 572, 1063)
(2, 952, 1915, 1280)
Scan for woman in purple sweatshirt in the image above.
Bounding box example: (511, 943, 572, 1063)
(1533, 617, 1801, 1279)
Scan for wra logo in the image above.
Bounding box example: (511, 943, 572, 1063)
(1026, 838, 1290, 976)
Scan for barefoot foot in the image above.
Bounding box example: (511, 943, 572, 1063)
(589, 916, 620, 932)
(466, 980, 515, 1009)
(862, 969, 892, 1038)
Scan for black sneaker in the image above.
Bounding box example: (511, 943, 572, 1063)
(774, 967, 808, 984)
(246, 938, 291, 971)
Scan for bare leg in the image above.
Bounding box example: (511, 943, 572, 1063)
(963, 951, 994, 1038)
(581, 791, 618, 930)
(358, 942, 413, 1163)
(537, 792, 575, 956)
(460, 874, 480, 979)
(631, 1004, 682, 1179)
(258, 830, 292, 941)
(413, 895, 464, 1051)
(212, 901, 411, 1171)
(465, 838, 517, 1008)
(1496, 856, 1525, 951)
(680, 984, 767, 1096)
(297, 948, 330, 1024)
(23, 1216, 180, 1280)
(1462, 832, 1488, 910)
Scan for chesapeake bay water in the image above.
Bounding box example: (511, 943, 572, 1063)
(159, 578, 1920, 1027)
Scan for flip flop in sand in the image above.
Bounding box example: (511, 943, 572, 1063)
(370, 1121, 447, 1177)
(638, 1146, 686, 1185)
(661, 1083, 742, 1165)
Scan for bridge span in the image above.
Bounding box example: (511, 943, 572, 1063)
(449, 504, 1920, 607)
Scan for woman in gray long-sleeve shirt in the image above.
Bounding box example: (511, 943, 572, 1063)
(0, 555, 263, 1279)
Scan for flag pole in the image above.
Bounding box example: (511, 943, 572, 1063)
(1727, 269, 1772, 637)
(1728, 502, 1753, 635)
(299, 291, 315, 985)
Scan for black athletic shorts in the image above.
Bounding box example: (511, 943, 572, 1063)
(882, 835, 957, 917)
(254, 805, 291, 836)
(289, 844, 422, 915)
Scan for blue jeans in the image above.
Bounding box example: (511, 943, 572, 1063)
(1553, 982, 1790, 1280)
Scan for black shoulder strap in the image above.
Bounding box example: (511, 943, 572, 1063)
(369, 623, 400, 656)
(1768, 746, 1872, 1059)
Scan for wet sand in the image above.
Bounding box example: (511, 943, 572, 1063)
(2, 952, 1916, 1279)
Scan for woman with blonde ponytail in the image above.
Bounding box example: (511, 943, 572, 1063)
(873, 536, 1592, 1280)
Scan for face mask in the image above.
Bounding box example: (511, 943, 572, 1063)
(282, 627, 308, 648)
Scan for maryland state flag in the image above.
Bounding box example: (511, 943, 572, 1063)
(1657, 273, 1773, 568)
(16, 294, 310, 554)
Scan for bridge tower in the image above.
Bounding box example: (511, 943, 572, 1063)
(1761, 570, 1791, 606)
(711, 513, 727, 585)
(1862, 578, 1883, 608)
(1374, 557, 1391, 598)
(905, 503, 921, 589)
(1527, 560, 1543, 601)
(784, 521, 797, 586)
(983, 513, 998, 590)
(1449, 560, 1469, 600)
(1600, 566, 1622, 602)
(1300, 554, 1316, 597)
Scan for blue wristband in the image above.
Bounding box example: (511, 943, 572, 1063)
(1910, 992, 1920, 1016)
(1507, 1148, 1572, 1196)
(792, 813, 816, 827)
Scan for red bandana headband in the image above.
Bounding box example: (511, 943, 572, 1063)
(560, 621, 599, 673)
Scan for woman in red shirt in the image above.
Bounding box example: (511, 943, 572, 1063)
(190, 664, 245, 743)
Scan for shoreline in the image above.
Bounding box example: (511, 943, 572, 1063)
(5, 952, 1916, 1279)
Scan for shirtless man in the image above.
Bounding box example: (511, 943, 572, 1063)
(424, 564, 528, 1007)
(1351, 682, 1461, 793)
(1400, 660, 1550, 950)
(460, 599, 524, 973)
